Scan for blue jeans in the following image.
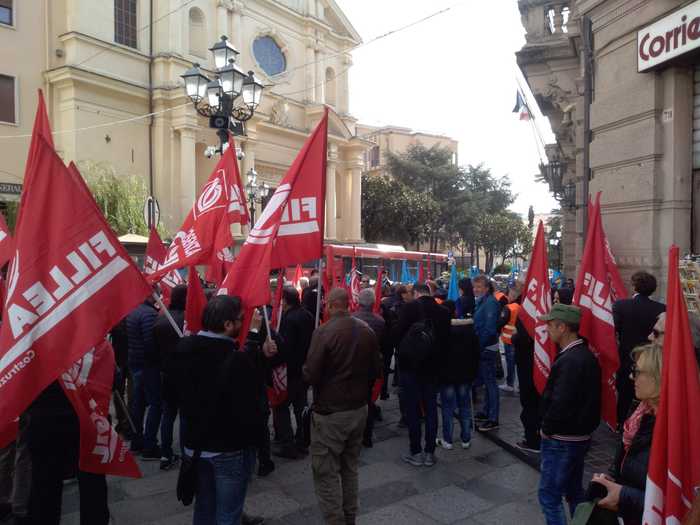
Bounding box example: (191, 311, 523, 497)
(439, 383, 472, 444)
(128, 364, 162, 450)
(401, 370, 438, 455)
(193, 448, 256, 525)
(538, 438, 590, 525)
(503, 344, 516, 387)
(479, 348, 500, 422)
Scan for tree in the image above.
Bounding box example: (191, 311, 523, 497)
(475, 210, 531, 273)
(77, 160, 150, 236)
(546, 209, 563, 270)
(361, 174, 438, 245)
(528, 205, 535, 229)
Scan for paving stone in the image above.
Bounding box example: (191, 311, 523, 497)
(471, 448, 518, 468)
(267, 505, 326, 525)
(403, 485, 493, 524)
(121, 470, 179, 498)
(244, 490, 301, 519)
(472, 500, 545, 525)
(357, 503, 439, 525)
(476, 462, 540, 495)
(358, 480, 419, 515)
(457, 477, 521, 505)
(358, 461, 412, 489)
(443, 457, 494, 481)
(145, 510, 194, 525)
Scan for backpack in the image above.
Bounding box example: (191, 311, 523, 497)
(397, 319, 434, 370)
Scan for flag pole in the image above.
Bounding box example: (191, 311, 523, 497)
(152, 292, 184, 338)
(262, 305, 272, 343)
(315, 258, 323, 328)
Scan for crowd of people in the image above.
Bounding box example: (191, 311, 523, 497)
(1, 266, 699, 525)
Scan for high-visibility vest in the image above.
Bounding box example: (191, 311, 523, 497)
(494, 291, 506, 303)
(500, 303, 521, 344)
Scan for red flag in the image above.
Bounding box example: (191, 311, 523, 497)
(143, 227, 185, 305)
(184, 267, 207, 335)
(373, 266, 384, 314)
(219, 110, 328, 313)
(518, 221, 556, 394)
(205, 246, 234, 287)
(292, 264, 304, 295)
(643, 246, 700, 524)
(0, 101, 151, 426)
(59, 341, 141, 478)
(270, 270, 285, 330)
(573, 193, 627, 429)
(0, 213, 13, 268)
(148, 137, 246, 283)
(418, 260, 425, 283)
(349, 248, 360, 312)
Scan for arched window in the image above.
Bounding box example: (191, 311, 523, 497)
(325, 67, 336, 107)
(189, 7, 206, 58)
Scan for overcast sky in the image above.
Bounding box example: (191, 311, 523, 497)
(337, 0, 559, 217)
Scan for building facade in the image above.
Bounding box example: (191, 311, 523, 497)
(355, 124, 459, 176)
(517, 0, 700, 289)
(0, 0, 369, 241)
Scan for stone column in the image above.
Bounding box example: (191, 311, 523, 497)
(231, 1, 243, 51)
(305, 41, 316, 102)
(315, 48, 325, 104)
(217, 4, 228, 39)
(350, 166, 362, 241)
(325, 144, 337, 240)
(179, 128, 197, 220)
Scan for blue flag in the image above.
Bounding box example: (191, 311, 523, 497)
(401, 260, 410, 283)
(447, 264, 459, 301)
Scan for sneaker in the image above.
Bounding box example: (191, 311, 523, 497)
(159, 454, 180, 470)
(401, 452, 424, 467)
(498, 385, 515, 392)
(474, 412, 488, 422)
(478, 421, 499, 432)
(461, 440, 471, 449)
(435, 438, 453, 450)
(423, 453, 436, 467)
(258, 460, 275, 477)
(515, 440, 541, 454)
(141, 446, 162, 461)
(241, 512, 265, 525)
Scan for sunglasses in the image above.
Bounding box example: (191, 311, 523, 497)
(630, 365, 647, 379)
(651, 328, 664, 338)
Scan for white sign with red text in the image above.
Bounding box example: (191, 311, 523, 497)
(638, 1, 700, 72)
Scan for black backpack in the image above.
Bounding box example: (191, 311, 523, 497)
(397, 318, 434, 370)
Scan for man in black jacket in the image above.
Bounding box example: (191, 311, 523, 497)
(537, 304, 601, 525)
(166, 295, 277, 525)
(126, 298, 161, 459)
(394, 283, 450, 468)
(273, 286, 315, 459)
(155, 284, 187, 470)
(612, 271, 665, 425)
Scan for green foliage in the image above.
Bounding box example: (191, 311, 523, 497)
(493, 262, 512, 274)
(77, 160, 149, 236)
(1, 201, 19, 233)
(546, 209, 563, 269)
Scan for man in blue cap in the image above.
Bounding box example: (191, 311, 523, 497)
(537, 303, 601, 525)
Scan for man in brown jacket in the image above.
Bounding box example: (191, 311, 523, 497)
(303, 288, 382, 525)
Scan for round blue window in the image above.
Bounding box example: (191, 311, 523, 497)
(253, 36, 286, 76)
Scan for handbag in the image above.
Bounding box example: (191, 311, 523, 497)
(176, 352, 234, 506)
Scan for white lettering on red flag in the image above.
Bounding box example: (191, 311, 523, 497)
(0, 99, 151, 426)
(219, 110, 328, 311)
(573, 194, 627, 429)
(518, 221, 556, 394)
(60, 341, 141, 478)
(642, 245, 700, 525)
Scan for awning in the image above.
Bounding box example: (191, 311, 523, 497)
(324, 243, 447, 262)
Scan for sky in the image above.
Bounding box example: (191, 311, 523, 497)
(336, 0, 559, 217)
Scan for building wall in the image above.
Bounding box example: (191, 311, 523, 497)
(517, 0, 700, 293)
(0, 0, 368, 242)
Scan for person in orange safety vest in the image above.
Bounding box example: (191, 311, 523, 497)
(499, 286, 521, 392)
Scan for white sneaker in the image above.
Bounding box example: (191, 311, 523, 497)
(435, 438, 453, 450)
(498, 385, 514, 392)
(461, 440, 471, 449)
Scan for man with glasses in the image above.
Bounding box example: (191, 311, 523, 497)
(612, 271, 665, 426)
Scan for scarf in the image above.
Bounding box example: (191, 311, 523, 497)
(622, 401, 653, 452)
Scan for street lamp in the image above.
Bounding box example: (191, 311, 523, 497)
(245, 168, 271, 223)
(563, 182, 577, 210)
(181, 35, 264, 156)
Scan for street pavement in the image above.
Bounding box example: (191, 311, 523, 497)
(60, 385, 547, 525)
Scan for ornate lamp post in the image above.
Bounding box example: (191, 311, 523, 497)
(245, 168, 271, 223)
(563, 181, 577, 210)
(181, 36, 264, 155)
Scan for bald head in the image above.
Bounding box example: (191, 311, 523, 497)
(327, 287, 349, 312)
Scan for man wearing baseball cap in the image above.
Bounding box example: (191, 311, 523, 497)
(536, 304, 601, 525)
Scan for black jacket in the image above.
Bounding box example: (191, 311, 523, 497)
(278, 305, 315, 382)
(394, 296, 451, 380)
(439, 319, 480, 385)
(613, 295, 665, 370)
(126, 301, 159, 368)
(353, 308, 392, 362)
(608, 408, 655, 525)
(166, 334, 266, 453)
(541, 340, 601, 438)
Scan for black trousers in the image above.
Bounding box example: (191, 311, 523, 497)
(273, 379, 308, 447)
(515, 344, 541, 448)
(381, 348, 394, 396)
(27, 413, 109, 525)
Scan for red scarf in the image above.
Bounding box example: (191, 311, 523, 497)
(622, 401, 653, 452)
